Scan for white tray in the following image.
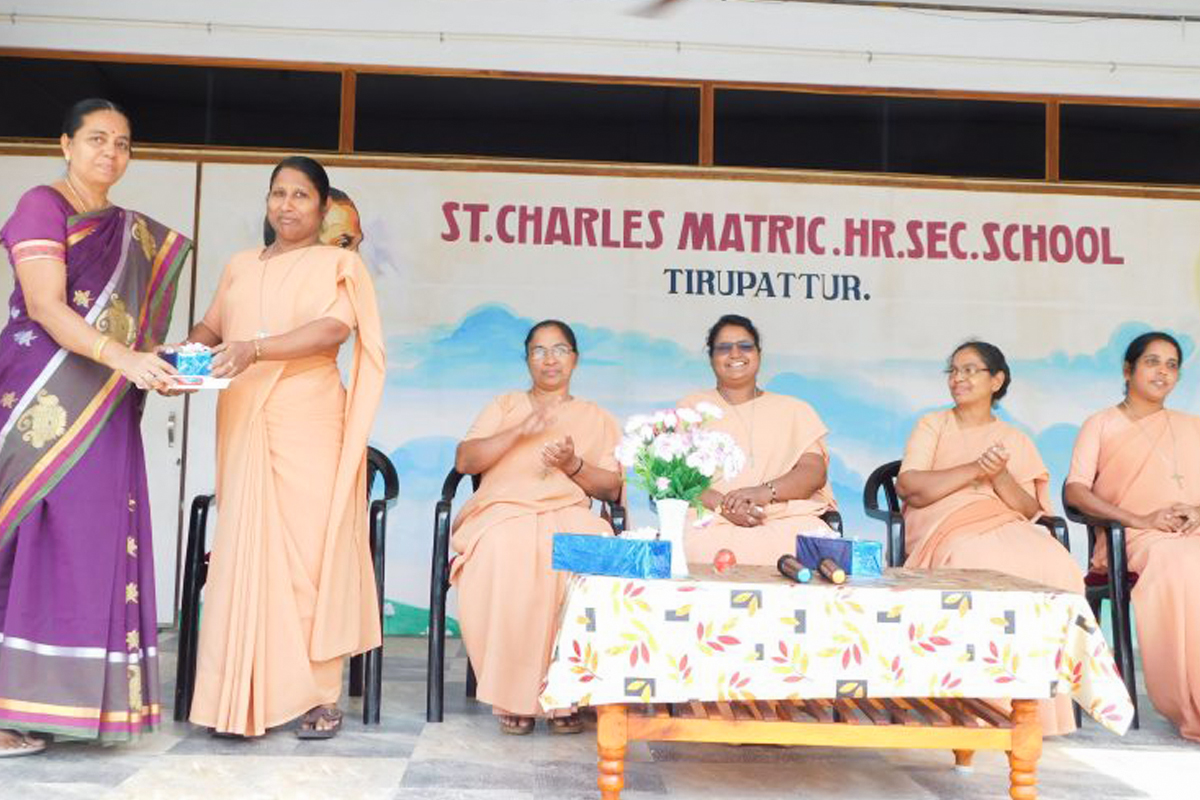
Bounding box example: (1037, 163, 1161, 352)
(169, 375, 230, 390)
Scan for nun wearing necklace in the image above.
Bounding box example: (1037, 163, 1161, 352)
(183, 156, 386, 739)
(1066, 331, 1200, 742)
(678, 313, 838, 565)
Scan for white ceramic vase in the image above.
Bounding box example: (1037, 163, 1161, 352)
(655, 498, 690, 579)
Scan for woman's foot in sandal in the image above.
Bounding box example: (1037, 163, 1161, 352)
(498, 715, 535, 735)
(548, 713, 583, 735)
(0, 729, 46, 758)
(296, 704, 343, 740)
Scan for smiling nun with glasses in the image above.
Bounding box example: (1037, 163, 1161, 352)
(678, 313, 839, 566)
(450, 319, 624, 737)
(896, 339, 1082, 736)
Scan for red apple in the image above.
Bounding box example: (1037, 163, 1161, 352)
(712, 548, 737, 574)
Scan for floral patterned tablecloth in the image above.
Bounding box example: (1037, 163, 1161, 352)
(539, 566, 1133, 735)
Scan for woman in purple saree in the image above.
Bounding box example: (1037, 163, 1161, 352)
(0, 100, 190, 754)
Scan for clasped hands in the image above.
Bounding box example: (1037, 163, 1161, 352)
(520, 408, 583, 476)
(974, 442, 1011, 481)
(1141, 503, 1200, 534)
(717, 484, 772, 527)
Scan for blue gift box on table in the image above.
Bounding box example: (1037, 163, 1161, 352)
(795, 535, 884, 577)
(552, 533, 671, 580)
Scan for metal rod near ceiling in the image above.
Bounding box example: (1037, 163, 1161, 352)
(774, 0, 1200, 23)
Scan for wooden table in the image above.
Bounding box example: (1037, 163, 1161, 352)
(596, 697, 1040, 799)
(540, 566, 1132, 800)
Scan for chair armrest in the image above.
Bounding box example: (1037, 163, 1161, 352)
(440, 469, 469, 505)
(1102, 521, 1132, 583)
(1034, 514, 1071, 553)
(820, 509, 844, 536)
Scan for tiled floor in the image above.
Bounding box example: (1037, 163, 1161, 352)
(3, 636, 1196, 800)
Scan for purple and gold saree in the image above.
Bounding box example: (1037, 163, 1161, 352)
(0, 185, 190, 742)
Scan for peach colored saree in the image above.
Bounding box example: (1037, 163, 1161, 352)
(190, 246, 385, 736)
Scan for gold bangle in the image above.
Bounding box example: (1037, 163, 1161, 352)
(91, 335, 111, 364)
(253, 338, 262, 362)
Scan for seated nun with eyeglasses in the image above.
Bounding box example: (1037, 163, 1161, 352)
(897, 340, 1082, 735)
(450, 320, 623, 737)
(678, 314, 838, 566)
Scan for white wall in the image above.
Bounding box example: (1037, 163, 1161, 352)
(5, 1, 1200, 99)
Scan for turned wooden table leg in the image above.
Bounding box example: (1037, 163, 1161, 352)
(597, 704, 628, 800)
(953, 749, 975, 771)
(1007, 698, 1043, 800)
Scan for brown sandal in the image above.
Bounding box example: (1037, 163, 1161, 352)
(296, 706, 343, 740)
(498, 715, 535, 735)
(548, 713, 583, 735)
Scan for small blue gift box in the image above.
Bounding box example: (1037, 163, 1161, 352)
(176, 350, 212, 376)
(162, 348, 211, 376)
(796, 535, 884, 577)
(552, 533, 671, 580)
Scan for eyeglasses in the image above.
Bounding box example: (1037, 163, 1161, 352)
(529, 344, 574, 361)
(944, 364, 990, 379)
(712, 341, 757, 356)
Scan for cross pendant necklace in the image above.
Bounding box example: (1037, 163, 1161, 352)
(1121, 401, 1184, 492)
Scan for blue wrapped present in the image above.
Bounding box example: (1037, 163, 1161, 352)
(795, 535, 884, 577)
(552, 533, 671, 580)
(162, 346, 212, 376)
(176, 348, 212, 376)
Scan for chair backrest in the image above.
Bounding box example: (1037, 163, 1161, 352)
(863, 460, 902, 518)
(367, 446, 400, 503)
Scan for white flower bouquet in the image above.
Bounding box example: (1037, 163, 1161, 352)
(615, 402, 746, 510)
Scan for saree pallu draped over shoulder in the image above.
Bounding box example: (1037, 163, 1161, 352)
(189, 246, 385, 736)
(0, 187, 191, 741)
(901, 409, 1083, 735)
(1069, 406, 1200, 741)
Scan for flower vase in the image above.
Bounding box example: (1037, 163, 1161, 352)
(655, 498, 690, 578)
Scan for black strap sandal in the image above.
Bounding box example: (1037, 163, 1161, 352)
(296, 706, 344, 740)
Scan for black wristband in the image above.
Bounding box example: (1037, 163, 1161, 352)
(568, 457, 585, 477)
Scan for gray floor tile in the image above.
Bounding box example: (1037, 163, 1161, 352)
(0, 784, 117, 800)
(532, 759, 666, 794)
(905, 765, 1146, 800)
(4, 633, 1191, 800)
(399, 758, 536, 791)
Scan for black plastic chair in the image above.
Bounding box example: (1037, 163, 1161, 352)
(1061, 484, 1139, 729)
(426, 468, 626, 723)
(863, 459, 1072, 566)
(863, 461, 906, 567)
(174, 445, 399, 725)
